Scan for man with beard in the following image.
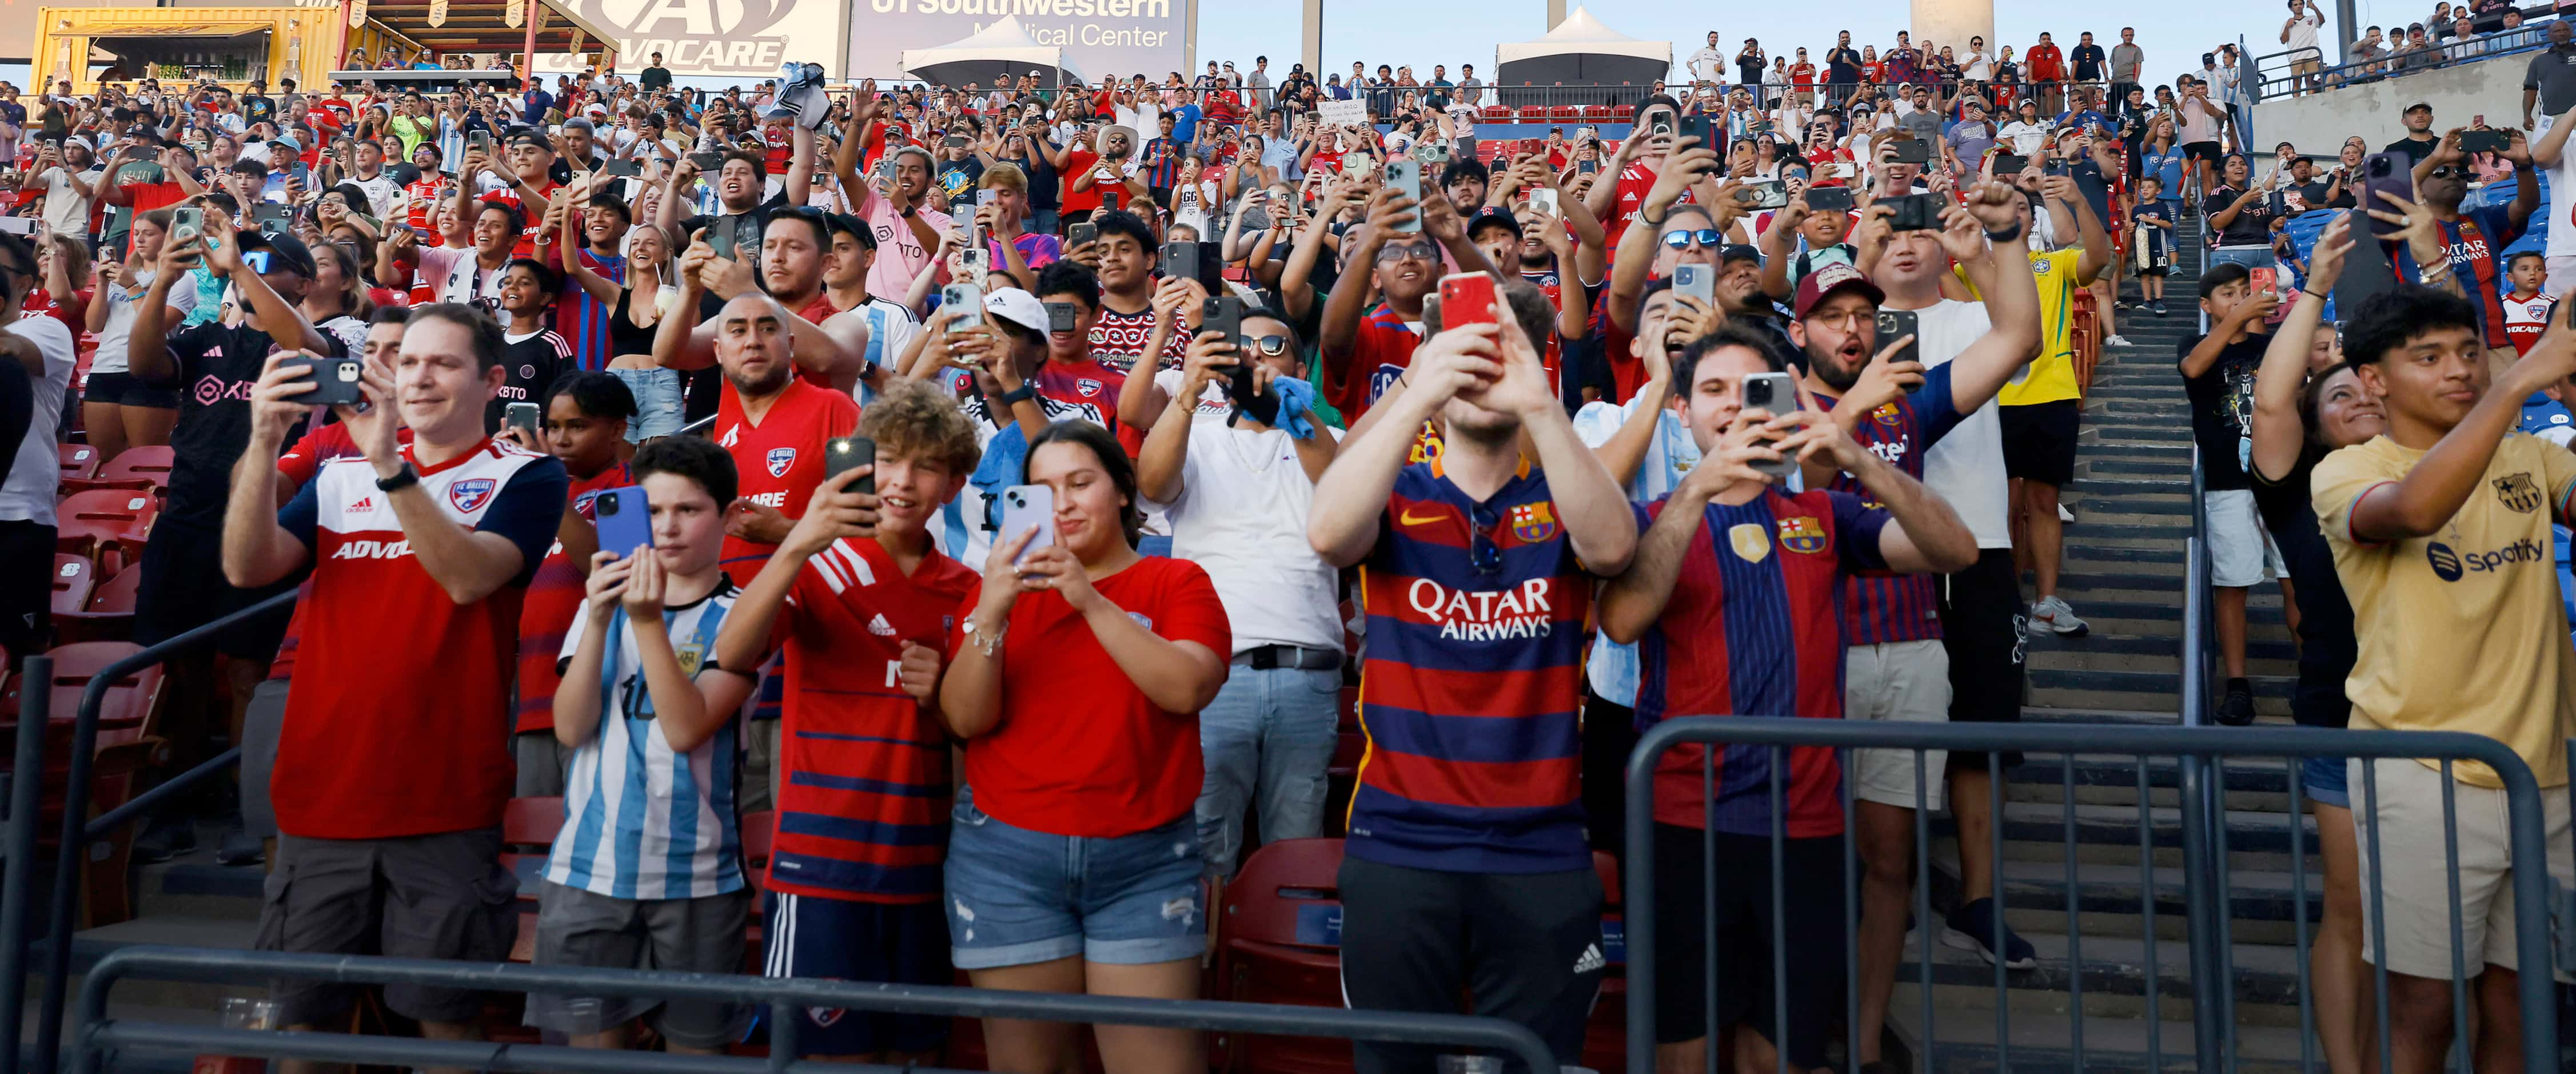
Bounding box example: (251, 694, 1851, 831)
(702, 291, 860, 587)
(652, 210, 871, 395)
(1785, 183, 2039, 1065)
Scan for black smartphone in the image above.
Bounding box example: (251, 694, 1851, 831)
(944, 135, 967, 149)
(1885, 192, 1944, 232)
(1045, 301, 1078, 332)
(1805, 185, 1853, 213)
(1741, 372, 1799, 481)
(1068, 221, 1098, 248)
(286, 354, 365, 407)
(597, 158, 640, 178)
(1992, 152, 2029, 176)
(2460, 129, 2510, 154)
(2360, 152, 2412, 238)
(1102, 189, 1123, 212)
(1577, 158, 1598, 174)
(1201, 295, 1242, 343)
(1874, 309, 1920, 367)
(1163, 241, 1200, 287)
(504, 401, 541, 439)
(688, 150, 723, 171)
(1889, 138, 1931, 165)
(826, 435, 874, 495)
(1683, 114, 1720, 150)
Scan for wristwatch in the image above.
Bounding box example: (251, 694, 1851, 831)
(1984, 222, 2025, 244)
(996, 383, 1037, 405)
(374, 463, 420, 492)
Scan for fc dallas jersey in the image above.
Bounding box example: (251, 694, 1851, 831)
(714, 377, 862, 583)
(478, 180, 564, 258)
(763, 536, 979, 902)
(2507, 293, 2557, 356)
(273, 439, 568, 839)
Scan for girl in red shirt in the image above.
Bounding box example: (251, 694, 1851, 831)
(939, 421, 1231, 1074)
(21, 229, 91, 339)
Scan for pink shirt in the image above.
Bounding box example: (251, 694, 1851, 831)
(863, 195, 954, 302)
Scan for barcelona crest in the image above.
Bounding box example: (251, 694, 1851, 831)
(1871, 402, 1904, 427)
(2494, 472, 2543, 514)
(1776, 516, 1827, 554)
(1509, 502, 1558, 544)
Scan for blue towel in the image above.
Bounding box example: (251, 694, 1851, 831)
(1273, 376, 1320, 441)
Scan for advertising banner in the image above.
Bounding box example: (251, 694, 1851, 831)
(849, 0, 1189, 84)
(544, 0, 852, 79)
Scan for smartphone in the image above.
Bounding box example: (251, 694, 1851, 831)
(1577, 158, 1598, 175)
(1525, 188, 1560, 216)
(944, 135, 967, 149)
(1438, 272, 1499, 328)
(1874, 309, 1920, 367)
(705, 218, 738, 260)
(2248, 266, 2292, 324)
(958, 245, 990, 277)
(1673, 264, 1714, 305)
(1045, 301, 1078, 332)
(1741, 372, 1799, 482)
(688, 150, 723, 172)
(2360, 152, 2412, 238)
(286, 354, 366, 407)
(2460, 129, 2510, 154)
(1805, 185, 1853, 213)
(1385, 159, 1423, 233)
(593, 486, 653, 558)
(998, 484, 1056, 566)
(1735, 180, 1790, 210)
(466, 130, 493, 156)
(598, 158, 640, 178)
(1201, 295, 1243, 344)
(1992, 152, 2029, 176)
(1682, 114, 1721, 150)
(1885, 192, 1944, 232)
(1163, 241, 1201, 287)
(1102, 189, 1123, 212)
(872, 158, 896, 186)
(1889, 138, 1931, 165)
(942, 283, 983, 333)
(169, 206, 203, 246)
(504, 401, 541, 440)
(1068, 221, 1098, 248)
(825, 435, 874, 495)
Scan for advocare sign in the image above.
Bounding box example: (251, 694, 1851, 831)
(848, 0, 1190, 83)
(543, 0, 854, 78)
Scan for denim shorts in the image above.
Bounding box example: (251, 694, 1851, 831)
(2300, 752, 2350, 809)
(607, 366, 685, 442)
(943, 791, 1207, 969)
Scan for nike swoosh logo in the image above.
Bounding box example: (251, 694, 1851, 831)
(1398, 508, 1446, 527)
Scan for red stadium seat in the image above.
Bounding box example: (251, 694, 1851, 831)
(57, 444, 100, 485)
(1217, 838, 1351, 1074)
(53, 490, 157, 574)
(54, 565, 139, 645)
(1481, 105, 1513, 120)
(1609, 105, 1636, 120)
(94, 445, 176, 491)
(49, 555, 93, 618)
(1550, 105, 1583, 120)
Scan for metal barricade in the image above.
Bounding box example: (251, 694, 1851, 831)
(73, 947, 1559, 1073)
(1621, 719, 2561, 1074)
(2252, 23, 2554, 102)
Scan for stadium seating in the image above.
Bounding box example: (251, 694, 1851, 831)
(57, 444, 100, 486)
(54, 564, 139, 645)
(1216, 837, 1351, 1074)
(53, 489, 158, 576)
(49, 554, 93, 618)
(0, 642, 168, 926)
(501, 796, 564, 965)
(87, 445, 176, 494)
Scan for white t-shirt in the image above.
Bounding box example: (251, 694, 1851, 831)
(1144, 369, 1342, 652)
(91, 269, 200, 375)
(1997, 121, 2051, 157)
(0, 315, 75, 525)
(2286, 11, 2325, 54)
(35, 167, 93, 236)
(1912, 299, 2014, 548)
(2547, 113, 2576, 258)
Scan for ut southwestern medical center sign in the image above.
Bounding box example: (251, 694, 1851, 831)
(547, 0, 1186, 82)
(849, 0, 1193, 82)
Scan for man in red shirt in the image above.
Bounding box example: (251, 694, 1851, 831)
(701, 291, 862, 586)
(1318, 185, 1501, 421)
(2027, 33, 2067, 113)
(98, 140, 201, 258)
(1789, 49, 1819, 105)
(655, 210, 871, 391)
(454, 130, 561, 258)
(1582, 93, 1692, 258)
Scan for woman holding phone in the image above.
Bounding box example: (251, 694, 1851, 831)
(84, 207, 189, 460)
(938, 421, 1230, 1074)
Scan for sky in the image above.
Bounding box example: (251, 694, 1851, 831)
(1191, 0, 2358, 93)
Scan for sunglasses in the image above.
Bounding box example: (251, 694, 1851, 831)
(1660, 229, 1725, 250)
(2426, 165, 2468, 178)
(1242, 335, 1293, 356)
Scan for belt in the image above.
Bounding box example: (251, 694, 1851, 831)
(1232, 644, 1343, 671)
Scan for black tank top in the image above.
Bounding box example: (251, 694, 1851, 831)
(609, 287, 660, 359)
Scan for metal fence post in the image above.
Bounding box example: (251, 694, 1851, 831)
(1, 654, 53, 1071)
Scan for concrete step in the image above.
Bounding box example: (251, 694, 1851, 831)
(1887, 1001, 2314, 1073)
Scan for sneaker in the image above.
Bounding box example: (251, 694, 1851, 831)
(216, 826, 265, 867)
(2114, 299, 2132, 311)
(2028, 595, 2090, 637)
(130, 816, 197, 864)
(2217, 679, 2258, 726)
(2105, 333, 2135, 348)
(1942, 898, 2038, 970)
(2151, 300, 2170, 316)
(2057, 503, 2075, 523)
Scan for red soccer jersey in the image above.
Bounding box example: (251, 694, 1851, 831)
(791, 293, 843, 389)
(1321, 304, 1420, 423)
(513, 462, 632, 734)
(764, 537, 979, 902)
(266, 421, 415, 683)
(714, 378, 862, 584)
(272, 439, 568, 839)
(404, 177, 446, 230)
(1789, 62, 1817, 91)
(480, 180, 564, 258)
(946, 555, 1230, 837)
(1060, 149, 1104, 214)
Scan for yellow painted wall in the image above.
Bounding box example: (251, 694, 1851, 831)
(32, 3, 398, 93)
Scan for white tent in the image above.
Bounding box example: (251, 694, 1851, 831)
(1493, 6, 1672, 105)
(900, 15, 1084, 90)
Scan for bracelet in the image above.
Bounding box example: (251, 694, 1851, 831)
(2301, 288, 2327, 300)
(1983, 222, 2024, 243)
(374, 463, 419, 493)
(964, 618, 1007, 657)
(996, 383, 1036, 405)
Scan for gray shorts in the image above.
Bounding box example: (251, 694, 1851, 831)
(515, 729, 570, 799)
(239, 678, 291, 839)
(257, 826, 518, 1027)
(524, 881, 753, 1048)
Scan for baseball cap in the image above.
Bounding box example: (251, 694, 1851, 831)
(267, 133, 301, 151)
(2404, 100, 2434, 113)
(1467, 206, 1523, 238)
(983, 287, 1048, 333)
(1719, 244, 1762, 266)
(507, 130, 557, 153)
(1791, 261, 1884, 319)
(235, 228, 318, 279)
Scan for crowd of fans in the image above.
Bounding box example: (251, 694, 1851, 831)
(0, 9, 2570, 1074)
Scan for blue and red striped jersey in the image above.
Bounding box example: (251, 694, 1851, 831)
(1633, 487, 1893, 839)
(2392, 206, 2527, 351)
(1809, 361, 1965, 646)
(1347, 457, 1596, 874)
(552, 249, 625, 371)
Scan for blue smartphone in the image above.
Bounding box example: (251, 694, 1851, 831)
(593, 486, 653, 559)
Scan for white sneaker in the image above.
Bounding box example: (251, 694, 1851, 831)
(2028, 595, 2091, 637)
(2057, 503, 2075, 523)
(2105, 334, 2134, 348)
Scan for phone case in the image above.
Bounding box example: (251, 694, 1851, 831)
(594, 486, 654, 558)
(827, 436, 875, 495)
(999, 485, 1055, 565)
(1439, 273, 1500, 327)
(292, 356, 364, 407)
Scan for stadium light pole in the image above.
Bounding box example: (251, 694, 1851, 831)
(1548, 0, 1565, 27)
(1302, 0, 1322, 75)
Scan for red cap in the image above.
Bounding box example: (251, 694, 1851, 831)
(1792, 261, 1885, 319)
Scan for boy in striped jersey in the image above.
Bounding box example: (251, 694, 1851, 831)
(534, 435, 760, 1055)
(713, 379, 983, 1064)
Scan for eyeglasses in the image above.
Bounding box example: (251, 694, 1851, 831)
(2426, 165, 2468, 178)
(1376, 243, 1438, 263)
(1660, 229, 1725, 250)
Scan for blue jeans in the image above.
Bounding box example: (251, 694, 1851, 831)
(1031, 207, 1061, 237)
(1193, 663, 1340, 877)
(607, 366, 684, 441)
(943, 790, 1206, 969)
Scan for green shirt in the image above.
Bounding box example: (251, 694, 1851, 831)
(388, 113, 433, 159)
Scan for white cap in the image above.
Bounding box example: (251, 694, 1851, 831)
(983, 287, 1048, 333)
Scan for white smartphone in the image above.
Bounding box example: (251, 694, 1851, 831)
(998, 484, 1056, 566)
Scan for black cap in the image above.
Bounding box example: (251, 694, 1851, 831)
(236, 228, 318, 279)
(1466, 206, 1523, 238)
(1719, 244, 1762, 265)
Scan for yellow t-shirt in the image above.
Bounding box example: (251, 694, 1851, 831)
(1996, 248, 2083, 407)
(2312, 433, 2576, 788)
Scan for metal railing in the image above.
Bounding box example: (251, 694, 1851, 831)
(0, 655, 53, 1073)
(18, 589, 298, 1074)
(73, 948, 1558, 1073)
(2253, 20, 2558, 102)
(1620, 719, 2563, 1074)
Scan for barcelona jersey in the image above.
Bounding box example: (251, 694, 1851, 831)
(1810, 361, 1965, 645)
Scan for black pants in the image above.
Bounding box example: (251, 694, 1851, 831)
(1649, 824, 1848, 1067)
(1337, 857, 1604, 1073)
(1580, 688, 1638, 856)
(0, 519, 53, 659)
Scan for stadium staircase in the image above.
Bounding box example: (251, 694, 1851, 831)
(1887, 232, 2321, 1071)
